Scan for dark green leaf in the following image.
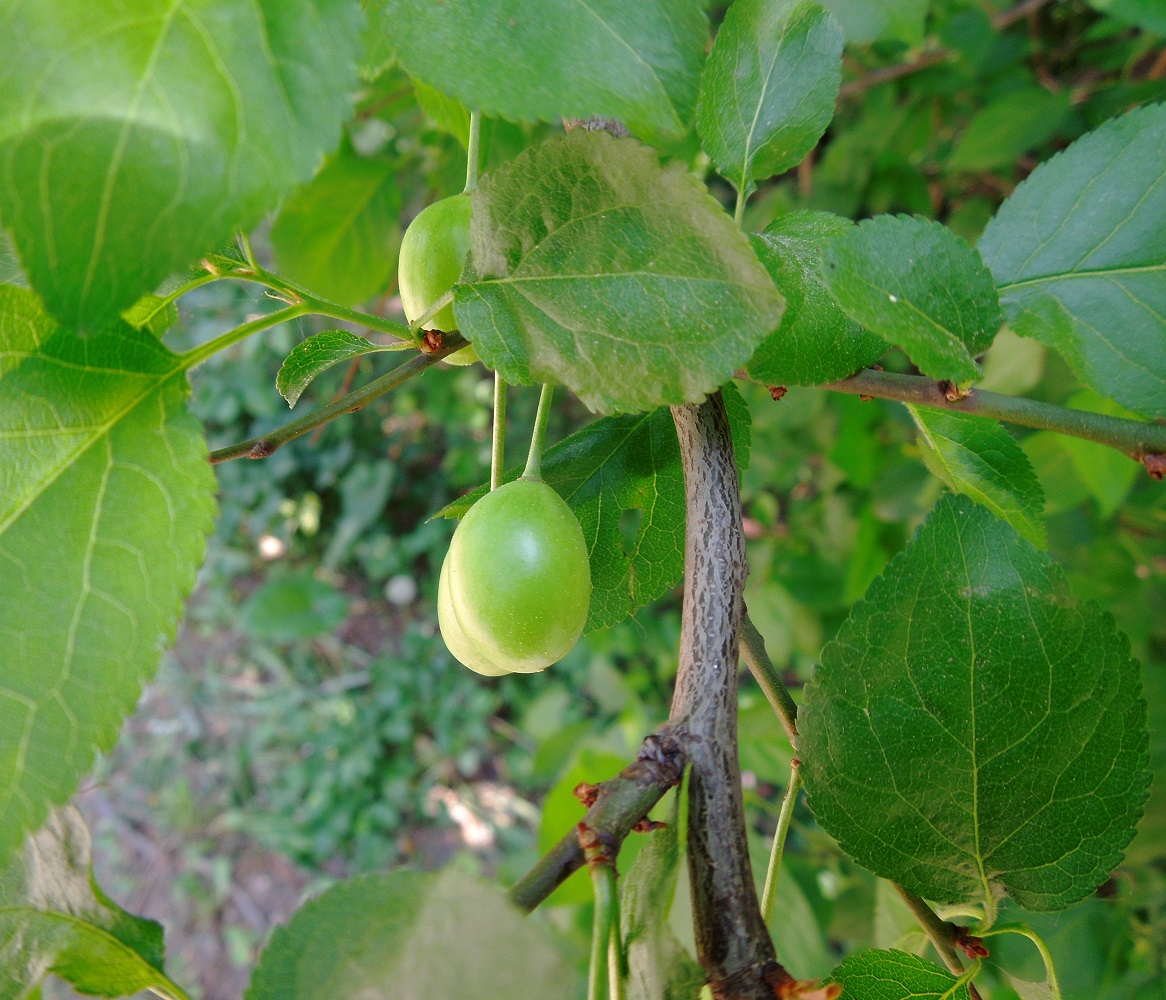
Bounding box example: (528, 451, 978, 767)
(907, 407, 1046, 547)
(1056, 390, 1140, 519)
(621, 788, 704, 1000)
(828, 949, 974, 999)
(821, 215, 1002, 382)
(722, 381, 753, 474)
(747, 211, 885, 386)
(1087, 0, 1166, 33)
(0, 287, 216, 870)
(270, 145, 401, 307)
(380, 0, 708, 141)
(456, 131, 784, 413)
(948, 89, 1072, 173)
(245, 868, 577, 999)
(0, 0, 364, 330)
(820, 0, 928, 44)
(980, 102, 1166, 418)
(241, 572, 350, 642)
(697, 0, 842, 193)
(437, 407, 685, 633)
(276, 330, 400, 407)
(0, 807, 190, 1000)
(800, 494, 1150, 913)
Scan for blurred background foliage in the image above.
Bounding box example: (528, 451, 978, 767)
(54, 2, 1166, 998)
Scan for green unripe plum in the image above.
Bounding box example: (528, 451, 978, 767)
(440, 478, 591, 674)
(398, 193, 479, 365)
(437, 558, 509, 676)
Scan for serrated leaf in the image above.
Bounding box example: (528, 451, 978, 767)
(277, 330, 400, 407)
(979, 103, 1166, 418)
(800, 494, 1149, 914)
(246, 867, 576, 999)
(271, 144, 401, 307)
(948, 89, 1072, 174)
(0, 807, 190, 1000)
(820, 0, 928, 44)
(437, 407, 685, 633)
(0, 0, 363, 330)
(907, 407, 1046, 547)
(827, 949, 973, 1000)
(379, 0, 707, 141)
(747, 211, 885, 386)
(697, 0, 842, 194)
(821, 215, 1002, 382)
(455, 131, 784, 414)
(412, 77, 472, 147)
(0, 286, 216, 869)
(622, 789, 704, 1000)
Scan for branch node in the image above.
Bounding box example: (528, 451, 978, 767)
(768, 385, 788, 401)
(631, 818, 666, 834)
(576, 822, 618, 870)
(952, 925, 990, 960)
(1140, 452, 1166, 480)
(247, 441, 274, 459)
(420, 329, 443, 353)
(574, 782, 601, 807)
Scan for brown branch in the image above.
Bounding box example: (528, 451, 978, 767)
(509, 729, 685, 912)
(839, 50, 952, 99)
(992, 0, 1050, 30)
(671, 394, 778, 1000)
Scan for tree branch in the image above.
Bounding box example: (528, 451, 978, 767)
(740, 614, 799, 745)
(819, 368, 1166, 478)
(671, 394, 779, 1000)
(509, 729, 686, 912)
(208, 334, 467, 464)
(893, 884, 986, 1000)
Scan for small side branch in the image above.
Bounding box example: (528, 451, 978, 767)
(209, 334, 467, 464)
(893, 884, 987, 1000)
(739, 614, 799, 745)
(820, 368, 1166, 478)
(509, 729, 686, 912)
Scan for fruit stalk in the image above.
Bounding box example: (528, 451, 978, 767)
(670, 394, 779, 1000)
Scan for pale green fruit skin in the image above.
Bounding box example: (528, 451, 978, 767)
(446, 479, 590, 673)
(398, 194, 472, 335)
(438, 558, 509, 676)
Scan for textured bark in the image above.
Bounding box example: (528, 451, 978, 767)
(671, 395, 778, 999)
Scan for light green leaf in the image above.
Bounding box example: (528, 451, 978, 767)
(697, 0, 842, 193)
(979, 102, 1166, 418)
(800, 494, 1149, 914)
(0, 286, 216, 869)
(820, 0, 929, 44)
(1056, 390, 1140, 519)
(828, 949, 974, 1000)
(622, 789, 704, 1000)
(412, 78, 472, 147)
(0, 807, 190, 1000)
(455, 131, 784, 413)
(1087, 0, 1166, 33)
(245, 868, 577, 999)
(379, 0, 708, 141)
(121, 294, 179, 338)
(821, 215, 1002, 382)
(948, 89, 1072, 173)
(907, 407, 1046, 547)
(0, 0, 364, 330)
(747, 211, 885, 386)
(437, 407, 685, 633)
(240, 572, 350, 642)
(276, 330, 400, 407)
(271, 144, 401, 308)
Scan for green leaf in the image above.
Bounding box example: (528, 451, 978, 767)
(746, 211, 885, 386)
(270, 144, 401, 308)
(800, 494, 1150, 914)
(121, 294, 179, 338)
(1056, 390, 1140, 519)
(906, 407, 1046, 547)
(827, 949, 974, 1000)
(0, 0, 364, 330)
(277, 330, 400, 407)
(621, 788, 704, 1000)
(412, 78, 472, 147)
(437, 407, 685, 633)
(948, 89, 1072, 173)
(240, 571, 350, 642)
(379, 0, 708, 141)
(455, 131, 784, 413)
(0, 286, 216, 869)
(245, 867, 577, 999)
(820, 0, 928, 44)
(979, 102, 1166, 418)
(1, 807, 190, 1000)
(722, 380, 753, 474)
(697, 0, 842, 193)
(1087, 0, 1166, 33)
(821, 215, 1002, 382)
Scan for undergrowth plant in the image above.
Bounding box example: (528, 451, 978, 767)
(1, 1, 1164, 998)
